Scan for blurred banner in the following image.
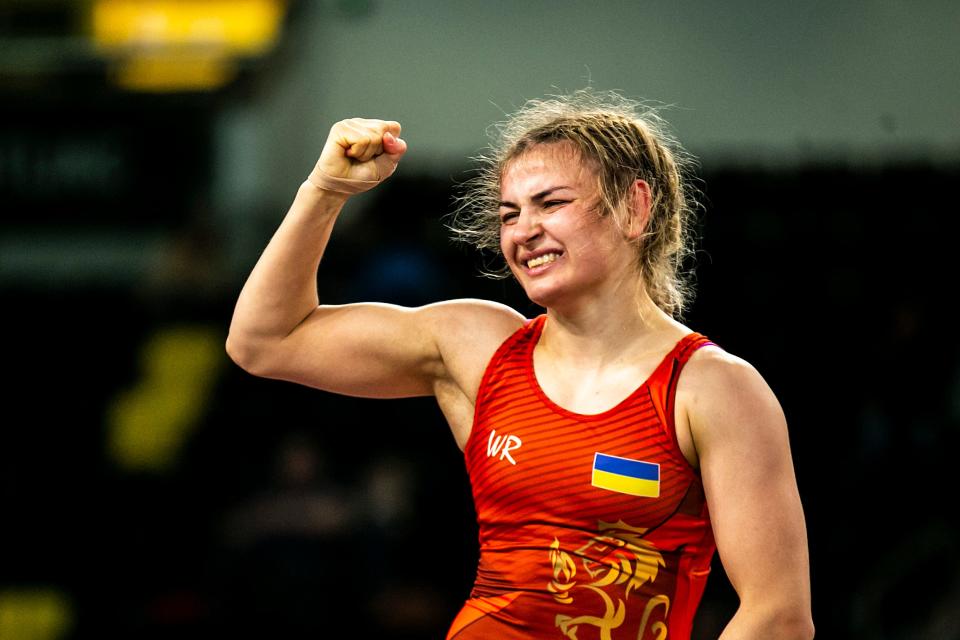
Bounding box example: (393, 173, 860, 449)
(90, 0, 287, 91)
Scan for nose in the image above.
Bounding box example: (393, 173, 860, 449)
(510, 208, 543, 245)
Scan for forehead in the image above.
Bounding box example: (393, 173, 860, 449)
(500, 142, 598, 198)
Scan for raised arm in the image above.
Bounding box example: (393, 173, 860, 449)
(226, 119, 522, 407)
(681, 351, 815, 640)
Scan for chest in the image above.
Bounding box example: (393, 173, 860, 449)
(465, 385, 695, 535)
(532, 352, 666, 416)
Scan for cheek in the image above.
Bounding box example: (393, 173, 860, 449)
(565, 214, 611, 251)
(565, 216, 630, 267)
(498, 228, 511, 259)
(499, 229, 523, 277)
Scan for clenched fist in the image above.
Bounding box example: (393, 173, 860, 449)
(308, 118, 407, 195)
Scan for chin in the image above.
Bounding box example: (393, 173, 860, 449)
(519, 281, 564, 310)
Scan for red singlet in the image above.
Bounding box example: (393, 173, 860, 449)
(448, 315, 717, 640)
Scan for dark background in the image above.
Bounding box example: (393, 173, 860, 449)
(2, 2, 959, 639)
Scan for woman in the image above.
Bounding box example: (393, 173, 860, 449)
(226, 90, 813, 639)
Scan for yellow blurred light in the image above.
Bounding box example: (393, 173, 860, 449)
(107, 326, 225, 471)
(0, 589, 73, 640)
(91, 0, 285, 55)
(114, 50, 236, 91)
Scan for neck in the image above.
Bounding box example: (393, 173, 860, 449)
(540, 283, 682, 368)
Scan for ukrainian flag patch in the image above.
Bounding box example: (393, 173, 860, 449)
(591, 453, 660, 498)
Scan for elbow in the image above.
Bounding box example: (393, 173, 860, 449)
(730, 603, 814, 640)
(765, 609, 815, 640)
(225, 332, 255, 372)
(225, 332, 277, 378)
(782, 614, 815, 640)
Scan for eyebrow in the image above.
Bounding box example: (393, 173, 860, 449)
(498, 186, 572, 209)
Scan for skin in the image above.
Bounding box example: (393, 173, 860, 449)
(227, 119, 814, 639)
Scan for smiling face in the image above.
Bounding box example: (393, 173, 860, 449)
(498, 142, 639, 311)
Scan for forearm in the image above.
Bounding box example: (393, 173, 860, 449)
(227, 181, 348, 363)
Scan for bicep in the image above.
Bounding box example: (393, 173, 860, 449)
(267, 302, 443, 398)
(260, 299, 526, 402)
(688, 358, 811, 608)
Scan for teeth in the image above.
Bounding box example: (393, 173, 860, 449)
(527, 253, 559, 268)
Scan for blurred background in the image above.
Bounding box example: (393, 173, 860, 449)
(2, 1, 959, 638)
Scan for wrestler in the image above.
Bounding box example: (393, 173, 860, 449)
(226, 91, 814, 639)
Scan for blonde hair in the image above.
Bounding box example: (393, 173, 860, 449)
(449, 88, 701, 318)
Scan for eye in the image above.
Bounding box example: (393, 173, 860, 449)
(499, 211, 519, 225)
(543, 199, 568, 209)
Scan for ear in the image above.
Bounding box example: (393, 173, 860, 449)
(625, 179, 652, 240)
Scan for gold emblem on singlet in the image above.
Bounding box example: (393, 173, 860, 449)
(548, 520, 670, 639)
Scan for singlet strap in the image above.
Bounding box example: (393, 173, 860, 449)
(466, 315, 543, 452)
(648, 333, 716, 460)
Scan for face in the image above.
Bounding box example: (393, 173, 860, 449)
(498, 143, 637, 310)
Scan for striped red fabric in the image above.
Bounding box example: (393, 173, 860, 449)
(449, 315, 717, 640)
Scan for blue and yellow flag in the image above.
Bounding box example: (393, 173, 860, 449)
(591, 453, 660, 498)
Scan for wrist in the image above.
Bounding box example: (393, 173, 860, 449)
(299, 179, 352, 206)
(306, 166, 380, 196)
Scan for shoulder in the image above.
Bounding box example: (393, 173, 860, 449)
(417, 298, 527, 387)
(677, 344, 787, 453)
(419, 297, 526, 328)
(419, 298, 526, 351)
(681, 345, 773, 402)
(414, 300, 527, 446)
